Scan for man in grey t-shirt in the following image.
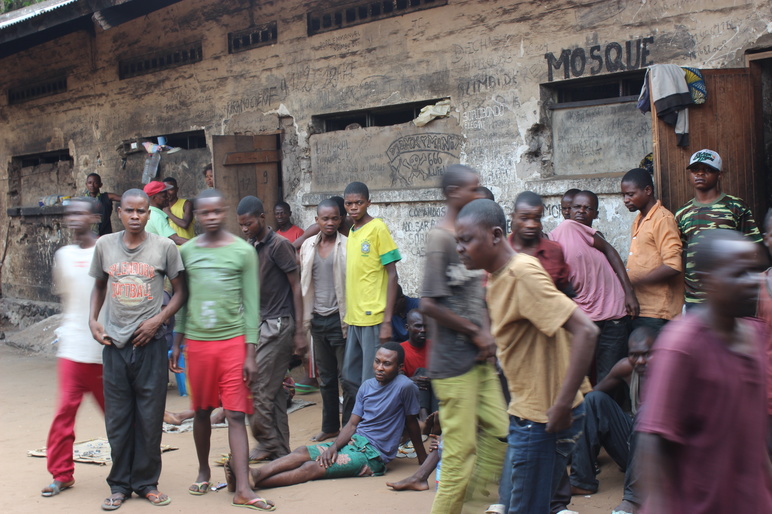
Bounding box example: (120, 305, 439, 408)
(89, 189, 186, 510)
(420, 166, 508, 514)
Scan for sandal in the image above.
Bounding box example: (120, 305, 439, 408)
(188, 481, 210, 495)
(41, 479, 74, 497)
(232, 497, 276, 511)
(145, 491, 171, 506)
(101, 493, 126, 511)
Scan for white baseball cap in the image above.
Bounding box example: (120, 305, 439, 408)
(687, 149, 722, 172)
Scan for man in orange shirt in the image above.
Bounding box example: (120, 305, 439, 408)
(620, 168, 683, 333)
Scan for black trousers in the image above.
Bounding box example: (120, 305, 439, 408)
(102, 337, 167, 496)
(310, 312, 349, 433)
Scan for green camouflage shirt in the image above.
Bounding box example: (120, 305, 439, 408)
(675, 193, 762, 305)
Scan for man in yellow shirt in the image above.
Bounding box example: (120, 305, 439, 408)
(455, 199, 598, 514)
(163, 177, 195, 241)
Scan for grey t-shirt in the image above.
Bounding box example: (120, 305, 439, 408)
(312, 249, 338, 316)
(421, 227, 486, 379)
(89, 231, 184, 348)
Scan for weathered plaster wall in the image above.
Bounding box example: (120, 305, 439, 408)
(1, 0, 771, 297)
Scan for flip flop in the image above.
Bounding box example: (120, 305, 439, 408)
(145, 492, 171, 506)
(294, 384, 319, 395)
(41, 480, 74, 497)
(232, 497, 276, 511)
(188, 481, 210, 495)
(101, 493, 126, 511)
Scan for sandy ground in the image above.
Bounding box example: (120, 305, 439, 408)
(0, 344, 624, 513)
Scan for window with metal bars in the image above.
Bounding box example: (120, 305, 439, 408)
(307, 0, 447, 36)
(118, 42, 203, 80)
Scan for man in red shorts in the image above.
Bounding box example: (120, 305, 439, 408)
(170, 189, 274, 511)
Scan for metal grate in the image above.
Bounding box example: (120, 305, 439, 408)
(8, 76, 67, 105)
(307, 0, 447, 36)
(118, 41, 203, 80)
(228, 21, 278, 54)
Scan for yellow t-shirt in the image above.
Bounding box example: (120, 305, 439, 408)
(169, 198, 195, 240)
(487, 253, 587, 423)
(344, 218, 401, 326)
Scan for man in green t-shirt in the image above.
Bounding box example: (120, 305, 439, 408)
(170, 189, 274, 511)
(143, 181, 189, 246)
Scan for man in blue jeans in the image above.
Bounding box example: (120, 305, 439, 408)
(455, 199, 598, 514)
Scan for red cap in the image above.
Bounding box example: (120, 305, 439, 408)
(143, 181, 172, 196)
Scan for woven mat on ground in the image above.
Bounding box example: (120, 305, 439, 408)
(28, 438, 178, 465)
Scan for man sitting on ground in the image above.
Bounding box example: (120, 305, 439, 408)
(570, 327, 656, 514)
(243, 343, 427, 488)
(399, 309, 436, 419)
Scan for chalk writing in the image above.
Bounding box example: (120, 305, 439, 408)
(386, 134, 464, 187)
(457, 72, 517, 97)
(545, 37, 654, 81)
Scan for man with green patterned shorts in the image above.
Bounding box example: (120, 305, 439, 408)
(675, 149, 762, 310)
(246, 343, 427, 487)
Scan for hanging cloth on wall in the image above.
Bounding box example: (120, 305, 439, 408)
(637, 64, 695, 147)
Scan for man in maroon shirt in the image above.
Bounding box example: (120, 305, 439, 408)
(508, 191, 573, 296)
(638, 229, 772, 514)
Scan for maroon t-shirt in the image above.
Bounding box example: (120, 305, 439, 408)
(637, 314, 772, 514)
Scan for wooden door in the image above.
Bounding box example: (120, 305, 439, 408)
(652, 69, 767, 220)
(212, 133, 283, 236)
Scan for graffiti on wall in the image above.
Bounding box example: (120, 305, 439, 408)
(386, 134, 464, 187)
(544, 37, 654, 81)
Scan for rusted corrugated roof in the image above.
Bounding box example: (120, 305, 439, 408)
(0, 0, 80, 31)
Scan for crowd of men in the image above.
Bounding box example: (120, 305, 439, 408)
(39, 148, 771, 513)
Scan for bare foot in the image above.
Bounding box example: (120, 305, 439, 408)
(612, 499, 639, 514)
(163, 411, 184, 425)
(311, 431, 339, 442)
(249, 449, 273, 462)
(386, 475, 430, 491)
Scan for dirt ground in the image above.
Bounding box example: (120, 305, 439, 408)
(0, 343, 624, 513)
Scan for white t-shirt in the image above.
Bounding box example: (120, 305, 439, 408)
(53, 244, 103, 364)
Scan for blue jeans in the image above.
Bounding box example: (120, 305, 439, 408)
(499, 404, 585, 514)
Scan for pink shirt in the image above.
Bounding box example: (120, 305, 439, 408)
(550, 220, 625, 321)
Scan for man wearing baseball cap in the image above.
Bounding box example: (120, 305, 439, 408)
(674, 149, 762, 309)
(143, 181, 189, 246)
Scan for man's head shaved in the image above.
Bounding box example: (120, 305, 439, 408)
(458, 199, 506, 232)
(693, 229, 756, 274)
(514, 191, 543, 212)
(195, 188, 225, 208)
(121, 188, 149, 206)
(440, 164, 478, 196)
(237, 196, 264, 217)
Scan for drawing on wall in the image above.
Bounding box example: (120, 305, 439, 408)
(385, 133, 464, 186)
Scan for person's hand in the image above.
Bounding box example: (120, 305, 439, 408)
(243, 357, 258, 387)
(378, 323, 393, 344)
(316, 445, 338, 468)
(546, 402, 573, 433)
(624, 291, 640, 318)
(471, 331, 497, 361)
(169, 346, 183, 373)
(293, 333, 308, 358)
(89, 320, 112, 346)
(428, 435, 440, 453)
(132, 316, 162, 347)
(162, 206, 171, 215)
(413, 375, 430, 391)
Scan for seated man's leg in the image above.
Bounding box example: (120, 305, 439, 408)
(507, 405, 584, 514)
(250, 447, 322, 488)
(430, 367, 482, 514)
(386, 449, 440, 491)
(570, 391, 632, 494)
(614, 426, 641, 513)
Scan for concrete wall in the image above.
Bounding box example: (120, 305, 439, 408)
(2, 0, 771, 298)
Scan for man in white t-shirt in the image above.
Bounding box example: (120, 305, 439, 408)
(41, 198, 105, 498)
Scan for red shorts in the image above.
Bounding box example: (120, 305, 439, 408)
(185, 336, 253, 414)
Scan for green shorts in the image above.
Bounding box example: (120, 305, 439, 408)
(306, 434, 386, 478)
